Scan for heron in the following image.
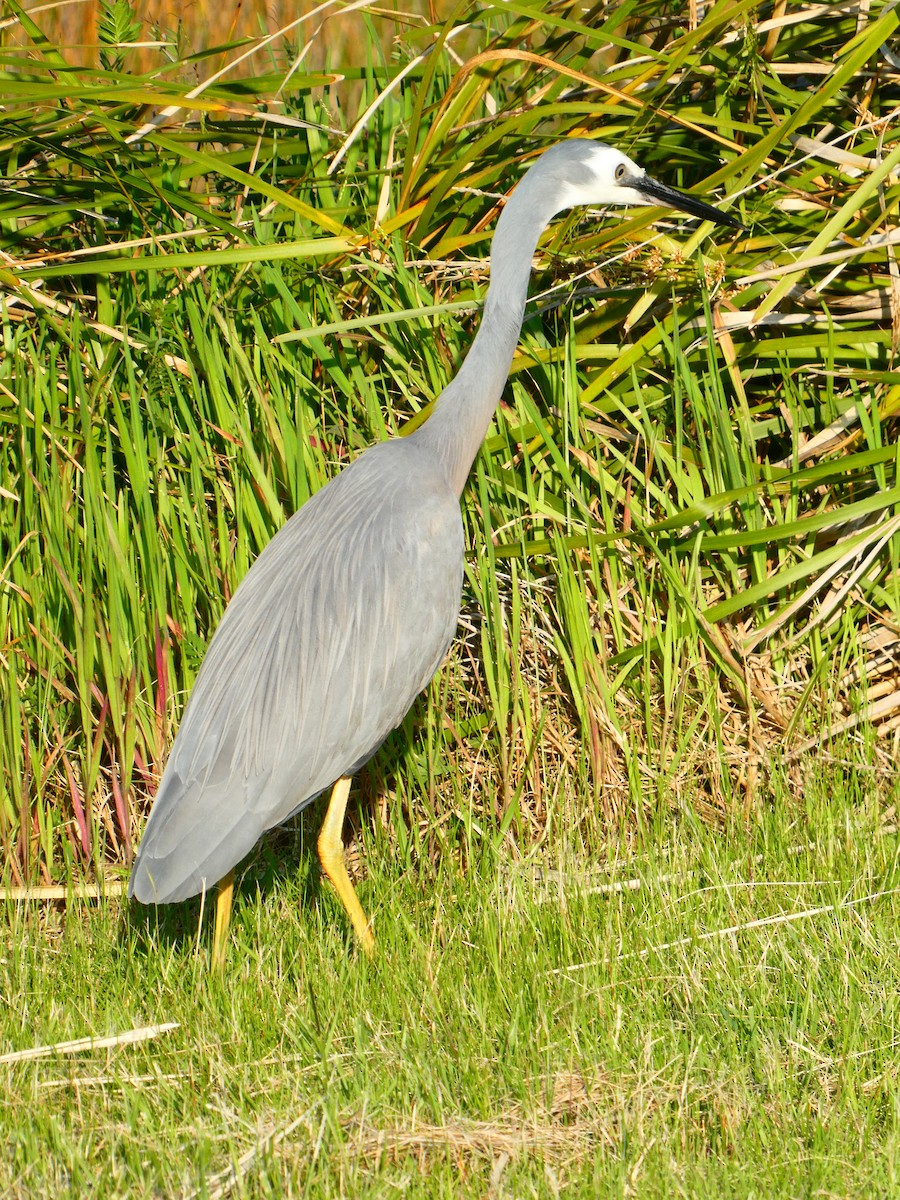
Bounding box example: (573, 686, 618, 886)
(129, 139, 740, 967)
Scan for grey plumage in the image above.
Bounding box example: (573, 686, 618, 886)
(129, 139, 739, 910)
(129, 440, 462, 901)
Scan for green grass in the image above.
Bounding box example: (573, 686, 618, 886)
(3, 762, 899, 1196)
(1, 0, 898, 882)
(1, 1, 900, 1192)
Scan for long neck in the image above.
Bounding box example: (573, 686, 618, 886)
(408, 175, 563, 496)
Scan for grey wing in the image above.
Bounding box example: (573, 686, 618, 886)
(129, 444, 463, 903)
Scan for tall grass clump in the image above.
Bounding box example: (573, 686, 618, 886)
(0, 0, 898, 890)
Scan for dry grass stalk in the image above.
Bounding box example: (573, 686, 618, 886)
(0, 1022, 179, 1065)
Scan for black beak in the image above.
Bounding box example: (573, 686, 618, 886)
(629, 173, 742, 229)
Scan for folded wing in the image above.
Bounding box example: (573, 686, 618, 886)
(129, 441, 463, 902)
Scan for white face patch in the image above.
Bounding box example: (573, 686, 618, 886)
(556, 148, 648, 211)
(588, 148, 642, 189)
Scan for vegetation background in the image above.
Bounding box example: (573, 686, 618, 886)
(1, 0, 899, 1194)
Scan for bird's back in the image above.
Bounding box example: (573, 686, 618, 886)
(129, 439, 464, 903)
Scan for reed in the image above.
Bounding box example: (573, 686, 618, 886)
(0, 0, 897, 893)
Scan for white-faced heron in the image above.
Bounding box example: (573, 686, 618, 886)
(128, 139, 740, 966)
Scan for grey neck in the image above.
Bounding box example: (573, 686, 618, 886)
(408, 172, 564, 496)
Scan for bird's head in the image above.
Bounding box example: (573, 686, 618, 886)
(542, 139, 741, 229)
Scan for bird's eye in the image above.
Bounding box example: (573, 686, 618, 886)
(614, 162, 627, 181)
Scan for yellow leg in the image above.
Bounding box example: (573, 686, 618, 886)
(317, 776, 375, 955)
(211, 868, 235, 973)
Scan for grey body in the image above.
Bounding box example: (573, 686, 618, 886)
(130, 440, 462, 901)
(129, 139, 739, 905)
